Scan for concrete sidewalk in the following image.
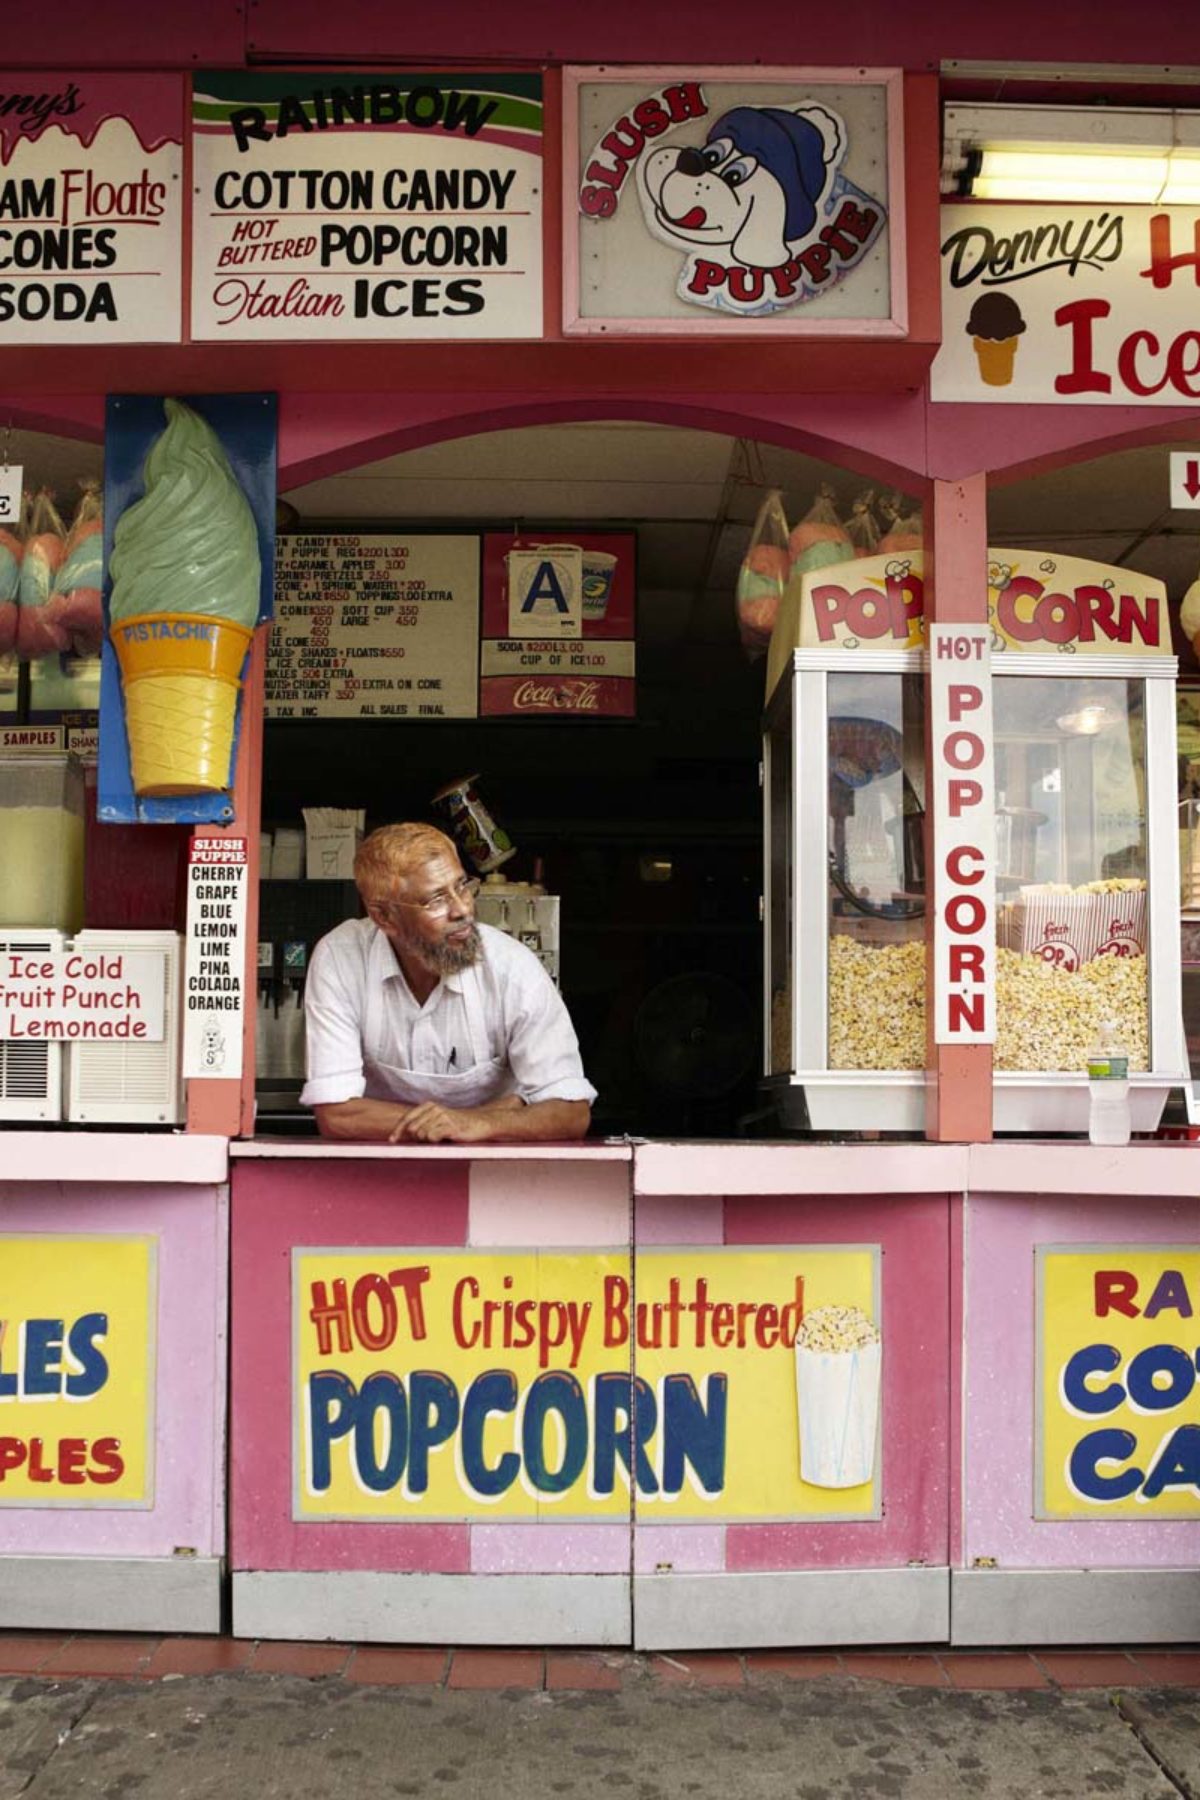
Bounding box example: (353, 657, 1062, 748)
(2, 1641, 1200, 1799)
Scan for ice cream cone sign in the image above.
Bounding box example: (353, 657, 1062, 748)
(966, 291, 1026, 388)
(109, 399, 261, 798)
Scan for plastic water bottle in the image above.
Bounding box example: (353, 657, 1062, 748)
(1087, 1020, 1131, 1147)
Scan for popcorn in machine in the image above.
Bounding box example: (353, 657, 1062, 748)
(763, 549, 1186, 1133)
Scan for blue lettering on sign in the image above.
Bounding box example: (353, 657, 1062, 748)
(1061, 1343, 1125, 1414)
(522, 1371, 588, 1494)
(520, 560, 570, 615)
(461, 1369, 519, 1497)
(118, 619, 215, 646)
(662, 1373, 728, 1495)
(1069, 1428, 1142, 1502)
(1060, 1340, 1200, 1506)
(305, 1368, 731, 1501)
(1127, 1344, 1195, 1413)
(1142, 1424, 1200, 1499)
(0, 1313, 110, 1398)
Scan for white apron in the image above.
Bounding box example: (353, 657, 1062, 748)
(361, 966, 510, 1108)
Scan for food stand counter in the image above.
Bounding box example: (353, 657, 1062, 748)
(227, 1139, 953, 1649)
(228, 1138, 1200, 1650)
(0, 1132, 228, 1633)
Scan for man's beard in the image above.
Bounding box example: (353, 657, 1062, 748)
(391, 918, 482, 976)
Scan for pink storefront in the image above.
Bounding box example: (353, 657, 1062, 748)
(1, 0, 1198, 1648)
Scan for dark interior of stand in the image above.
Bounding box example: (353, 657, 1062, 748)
(260, 545, 770, 1142)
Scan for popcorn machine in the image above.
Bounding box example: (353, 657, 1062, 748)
(763, 550, 1186, 1133)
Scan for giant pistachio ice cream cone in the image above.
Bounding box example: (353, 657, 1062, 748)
(109, 399, 260, 796)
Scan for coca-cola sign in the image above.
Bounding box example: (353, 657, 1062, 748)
(514, 678, 600, 711)
(480, 532, 637, 719)
(480, 673, 633, 718)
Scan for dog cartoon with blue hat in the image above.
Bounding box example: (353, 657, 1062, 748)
(641, 103, 843, 270)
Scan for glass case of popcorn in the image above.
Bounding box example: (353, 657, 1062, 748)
(989, 656, 1183, 1132)
(763, 549, 929, 1131)
(764, 547, 1185, 1134)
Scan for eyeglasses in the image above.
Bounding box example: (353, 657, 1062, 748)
(382, 875, 481, 919)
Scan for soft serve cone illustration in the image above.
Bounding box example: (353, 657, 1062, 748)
(109, 399, 260, 796)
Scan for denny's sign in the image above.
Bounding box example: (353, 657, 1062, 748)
(933, 205, 1200, 405)
(789, 551, 1169, 658)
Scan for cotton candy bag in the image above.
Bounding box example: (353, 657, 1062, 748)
(0, 494, 23, 659)
(878, 493, 923, 555)
(16, 489, 69, 658)
(47, 481, 104, 655)
(788, 485, 852, 579)
(736, 489, 790, 654)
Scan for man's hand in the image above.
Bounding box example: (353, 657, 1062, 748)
(388, 1097, 590, 1145)
(389, 1103, 492, 1144)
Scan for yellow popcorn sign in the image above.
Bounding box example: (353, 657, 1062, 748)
(293, 1247, 881, 1522)
(0, 1235, 156, 1507)
(1038, 1248, 1200, 1519)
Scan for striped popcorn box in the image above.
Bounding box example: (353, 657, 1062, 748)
(1010, 885, 1147, 970)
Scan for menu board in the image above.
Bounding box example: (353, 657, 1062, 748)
(0, 74, 183, 344)
(480, 532, 637, 717)
(190, 72, 542, 340)
(268, 536, 480, 720)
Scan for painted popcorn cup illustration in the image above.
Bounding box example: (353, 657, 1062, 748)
(794, 1304, 882, 1489)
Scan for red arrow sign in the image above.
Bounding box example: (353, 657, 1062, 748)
(1185, 460, 1200, 500)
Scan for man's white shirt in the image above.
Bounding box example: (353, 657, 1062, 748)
(300, 918, 597, 1109)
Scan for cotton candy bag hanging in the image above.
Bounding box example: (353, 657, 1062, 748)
(16, 489, 69, 658)
(788, 484, 852, 579)
(736, 488, 791, 653)
(878, 492, 923, 555)
(0, 492, 24, 660)
(47, 481, 104, 656)
(846, 489, 881, 558)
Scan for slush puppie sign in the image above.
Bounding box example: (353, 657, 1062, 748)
(568, 68, 897, 330)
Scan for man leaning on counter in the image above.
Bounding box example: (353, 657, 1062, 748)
(300, 823, 596, 1143)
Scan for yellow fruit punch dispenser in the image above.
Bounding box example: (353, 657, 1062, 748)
(109, 399, 260, 797)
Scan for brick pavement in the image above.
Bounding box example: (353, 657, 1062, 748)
(1, 1633, 1198, 1692)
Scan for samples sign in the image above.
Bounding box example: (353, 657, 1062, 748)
(1038, 1248, 1200, 1519)
(568, 68, 896, 330)
(293, 1246, 880, 1522)
(191, 73, 543, 339)
(0, 74, 183, 343)
(0, 1235, 156, 1507)
(933, 204, 1200, 404)
(182, 834, 248, 1080)
(269, 536, 480, 719)
(481, 532, 636, 717)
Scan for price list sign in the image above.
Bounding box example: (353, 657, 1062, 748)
(268, 536, 480, 720)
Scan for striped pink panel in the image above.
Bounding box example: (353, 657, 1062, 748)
(723, 1193, 950, 1572)
(229, 1157, 470, 1573)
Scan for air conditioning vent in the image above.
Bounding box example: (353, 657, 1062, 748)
(67, 931, 184, 1125)
(0, 930, 65, 1120)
